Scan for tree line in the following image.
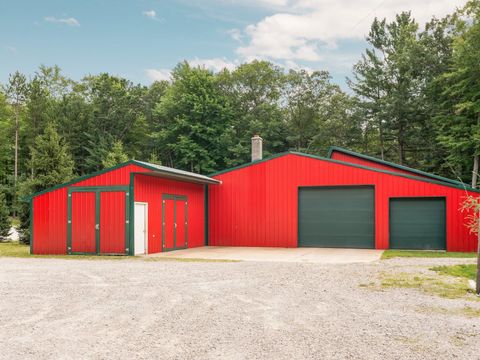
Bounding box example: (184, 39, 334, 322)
(0, 1, 479, 242)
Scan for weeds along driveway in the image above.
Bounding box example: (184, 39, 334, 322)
(0, 257, 478, 360)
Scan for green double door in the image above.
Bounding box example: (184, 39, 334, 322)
(389, 198, 446, 250)
(162, 194, 188, 251)
(298, 186, 375, 248)
(67, 187, 129, 255)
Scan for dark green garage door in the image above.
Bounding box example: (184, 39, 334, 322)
(389, 198, 446, 250)
(298, 187, 375, 248)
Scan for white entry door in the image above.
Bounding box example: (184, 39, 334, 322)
(134, 203, 147, 255)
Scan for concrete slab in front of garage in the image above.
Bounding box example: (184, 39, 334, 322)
(145, 246, 383, 264)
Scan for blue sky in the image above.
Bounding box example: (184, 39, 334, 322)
(0, 0, 467, 89)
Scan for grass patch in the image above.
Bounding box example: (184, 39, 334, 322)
(0, 241, 30, 257)
(380, 272, 475, 299)
(418, 305, 480, 318)
(431, 264, 477, 281)
(461, 306, 480, 317)
(0, 242, 240, 262)
(0, 242, 131, 260)
(382, 250, 476, 259)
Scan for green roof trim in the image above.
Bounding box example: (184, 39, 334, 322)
(209, 151, 480, 193)
(327, 146, 464, 187)
(26, 160, 219, 200)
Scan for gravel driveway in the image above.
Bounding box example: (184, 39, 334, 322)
(0, 257, 478, 360)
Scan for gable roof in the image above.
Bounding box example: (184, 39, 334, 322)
(210, 151, 479, 193)
(327, 146, 464, 187)
(27, 159, 220, 200)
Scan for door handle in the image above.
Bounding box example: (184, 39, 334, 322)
(95, 224, 99, 230)
(174, 223, 177, 229)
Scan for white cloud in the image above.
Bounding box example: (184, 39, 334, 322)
(145, 68, 171, 82)
(142, 10, 161, 21)
(44, 16, 80, 26)
(189, 57, 238, 72)
(228, 28, 242, 42)
(145, 0, 466, 86)
(249, 0, 289, 7)
(233, 0, 467, 62)
(284, 60, 313, 73)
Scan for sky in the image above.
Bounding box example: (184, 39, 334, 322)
(0, 0, 468, 89)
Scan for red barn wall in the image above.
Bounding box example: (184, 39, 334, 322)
(209, 153, 477, 252)
(32, 188, 68, 254)
(73, 164, 147, 187)
(134, 174, 205, 254)
(330, 151, 431, 179)
(32, 164, 151, 255)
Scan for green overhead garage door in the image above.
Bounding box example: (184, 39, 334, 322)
(389, 198, 446, 250)
(298, 186, 375, 248)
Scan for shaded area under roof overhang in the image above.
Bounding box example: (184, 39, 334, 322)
(133, 171, 221, 185)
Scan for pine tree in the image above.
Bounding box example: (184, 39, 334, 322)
(29, 123, 74, 189)
(102, 140, 129, 168)
(17, 123, 74, 243)
(349, 13, 431, 165)
(148, 151, 162, 165)
(24, 77, 55, 177)
(435, 1, 480, 186)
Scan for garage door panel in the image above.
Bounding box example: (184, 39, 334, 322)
(299, 187, 375, 248)
(390, 198, 446, 250)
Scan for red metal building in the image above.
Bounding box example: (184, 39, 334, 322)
(29, 143, 479, 255)
(29, 160, 219, 255)
(208, 148, 478, 252)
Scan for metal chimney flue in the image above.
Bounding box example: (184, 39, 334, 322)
(251, 135, 263, 162)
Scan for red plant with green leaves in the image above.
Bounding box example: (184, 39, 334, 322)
(460, 194, 480, 295)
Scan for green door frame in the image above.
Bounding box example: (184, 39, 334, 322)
(67, 186, 130, 255)
(162, 194, 188, 252)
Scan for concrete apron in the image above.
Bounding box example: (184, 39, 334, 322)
(145, 246, 384, 264)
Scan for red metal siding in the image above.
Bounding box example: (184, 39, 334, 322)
(71, 192, 96, 253)
(73, 164, 147, 187)
(100, 191, 126, 254)
(134, 174, 205, 254)
(209, 153, 478, 252)
(331, 151, 431, 179)
(32, 188, 68, 254)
